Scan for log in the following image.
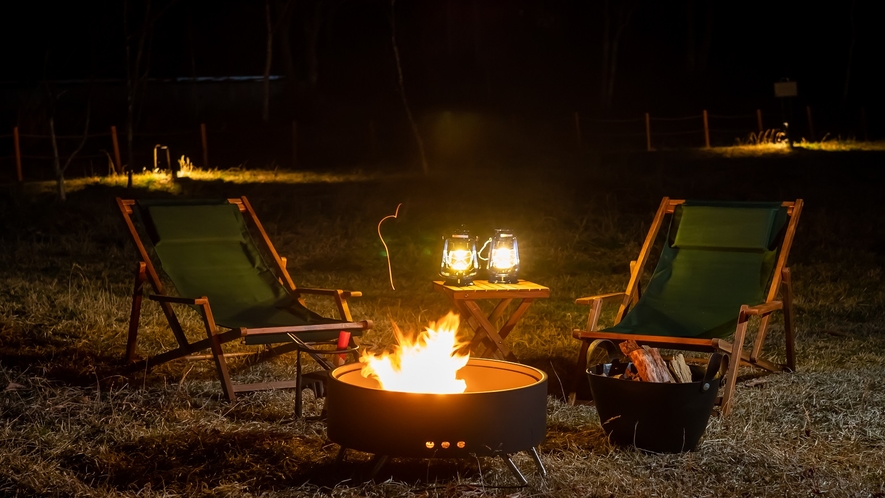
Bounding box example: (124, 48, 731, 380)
(644, 345, 674, 383)
(619, 340, 673, 383)
(667, 353, 693, 383)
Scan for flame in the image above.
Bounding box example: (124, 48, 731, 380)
(360, 312, 470, 394)
(491, 247, 517, 271)
(446, 249, 473, 271)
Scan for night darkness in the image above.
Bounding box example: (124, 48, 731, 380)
(1, 0, 882, 167)
(5, 4, 885, 494)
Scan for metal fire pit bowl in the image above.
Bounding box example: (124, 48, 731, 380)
(326, 358, 548, 485)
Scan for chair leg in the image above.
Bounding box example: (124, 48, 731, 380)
(568, 339, 591, 405)
(125, 262, 147, 364)
(199, 301, 236, 402)
(782, 268, 796, 371)
(720, 318, 749, 416)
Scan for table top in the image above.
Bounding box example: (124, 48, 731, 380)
(432, 279, 550, 300)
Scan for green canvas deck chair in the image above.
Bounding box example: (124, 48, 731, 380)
(117, 196, 373, 415)
(569, 197, 803, 416)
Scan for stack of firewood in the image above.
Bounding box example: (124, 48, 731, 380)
(618, 340, 694, 383)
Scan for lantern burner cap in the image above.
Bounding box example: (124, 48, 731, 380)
(445, 275, 475, 286)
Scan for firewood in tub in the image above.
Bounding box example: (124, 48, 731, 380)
(618, 340, 674, 383)
(643, 345, 674, 383)
(667, 353, 693, 383)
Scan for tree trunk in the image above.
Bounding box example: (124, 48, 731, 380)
(841, 0, 857, 108)
(606, 27, 623, 107)
(124, 0, 151, 171)
(123, 0, 177, 169)
(277, 0, 296, 105)
(600, 0, 636, 109)
(698, 0, 713, 72)
(263, 0, 274, 122)
(305, 1, 323, 90)
(390, 0, 429, 175)
(600, 0, 611, 108)
(684, 0, 695, 72)
(49, 118, 66, 202)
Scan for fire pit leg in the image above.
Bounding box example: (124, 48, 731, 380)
(500, 454, 528, 486)
(368, 455, 389, 480)
(295, 352, 303, 418)
(529, 447, 547, 478)
(335, 447, 347, 466)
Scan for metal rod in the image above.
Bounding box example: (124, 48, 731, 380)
(500, 454, 528, 486)
(369, 455, 389, 480)
(529, 447, 547, 477)
(200, 123, 209, 167)
(334, 447, 347, 466)
(111, 125, 122, 174)
(295, 351, 303, 418)
(702, 109, 710, 148)
(645, 112, 652, 151)
(13, 126, 22, 182)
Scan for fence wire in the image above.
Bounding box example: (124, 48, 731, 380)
(650, 115, 702, 122)
(709, 114, 757, 119)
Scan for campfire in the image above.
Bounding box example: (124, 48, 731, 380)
(326, 312, 548, 485)
(359, 312, 469, 394)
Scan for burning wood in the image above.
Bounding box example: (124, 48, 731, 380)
(359, 312, 470, 394)
(618, 340, 693, 383)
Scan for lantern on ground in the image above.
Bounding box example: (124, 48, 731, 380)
(440, 228, 479, 286)
(487, 229, 520, 284)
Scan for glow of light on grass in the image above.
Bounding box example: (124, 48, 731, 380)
(25, 167, 379, 195)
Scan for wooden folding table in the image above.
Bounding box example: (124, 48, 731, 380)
(432, 279, 550, 361)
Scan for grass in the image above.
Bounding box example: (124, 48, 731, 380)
(2, 145, 885, 496)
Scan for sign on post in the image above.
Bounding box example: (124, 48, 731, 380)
(773, 79, 797, 148)
(774, 81, 797, 98)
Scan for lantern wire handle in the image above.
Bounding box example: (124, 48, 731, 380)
(378, 203, 403, 290)
(477, 238, 491, 261)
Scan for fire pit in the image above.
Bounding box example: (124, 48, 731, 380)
(326, 358, 548, 485)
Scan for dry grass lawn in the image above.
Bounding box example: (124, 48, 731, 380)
(2, 146, 885, 496)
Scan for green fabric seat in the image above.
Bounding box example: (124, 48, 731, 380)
(138, 199, 354, 344)
(119, 196, 370, 411)
(569, 197, 802, 415)
(604, 201, 789, 339)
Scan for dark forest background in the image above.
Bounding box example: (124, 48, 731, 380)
(1, 0, 881, 177)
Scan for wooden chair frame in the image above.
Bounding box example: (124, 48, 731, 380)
(117, 196, 372, 413)
(569, 197, 803, 416)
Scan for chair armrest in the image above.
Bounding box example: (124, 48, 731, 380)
(575, 292, 626, 306)
(740, 301, 783, 319)
(295, 287, 362, 298)
(575, 292, 627, 332)
(148, 294, 208, 305)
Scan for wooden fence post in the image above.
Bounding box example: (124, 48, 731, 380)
(806, 105, 815, 141)
(291, 120, 298, 169)
(110, 125, 123, 174)
(756, 109, 763, 135)
(13, 126, 22, 182)
(645, 112, 652, 152)
(200, 123, 209, 167)
(702, 109, 710, 148)
(574, 111, 582, 150)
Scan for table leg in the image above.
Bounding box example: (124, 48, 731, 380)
(497, 299, 534, 343)
(461, 300, 515, 360)
(488, 298, 513, 324)
(466, 298, 512, 355)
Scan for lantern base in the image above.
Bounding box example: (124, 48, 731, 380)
(488, 274, 519, 284)
(444, 276, 475, 286)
